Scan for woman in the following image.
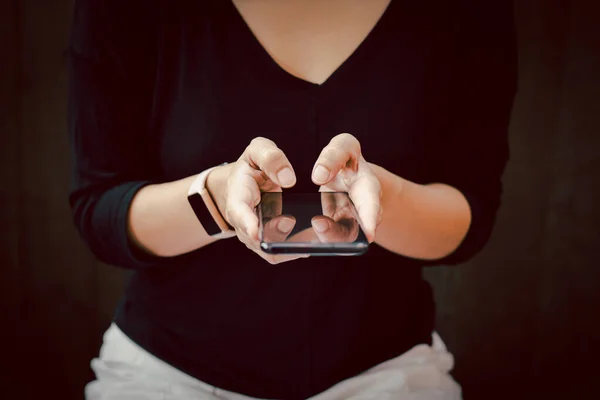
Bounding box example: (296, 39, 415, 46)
(68, 0, 517, 399)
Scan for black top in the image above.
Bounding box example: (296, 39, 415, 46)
(67, 0, 517, 398)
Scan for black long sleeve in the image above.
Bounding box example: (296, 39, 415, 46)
(427, 1, 518, 266)
(67, 0, 162, 269)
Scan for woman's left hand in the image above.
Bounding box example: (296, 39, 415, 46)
(311, 133, 382, 242)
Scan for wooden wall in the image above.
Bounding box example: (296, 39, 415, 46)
(0, 0, 598, 398)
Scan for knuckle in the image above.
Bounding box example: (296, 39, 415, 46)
(260, 147, 284, 166)
(336, 133, 361, 154)
(250, 137, 264, 146)
(245, 138, 273, 162)
(323, 146, 346, 162)
(338, 132, 356, 142)
(251, 137, 275, 148)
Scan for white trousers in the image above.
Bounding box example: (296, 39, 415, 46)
(86, 323, 462, 400)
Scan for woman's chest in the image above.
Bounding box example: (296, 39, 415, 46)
(153, 1, 452, 185)
(231, 0, 391, 86)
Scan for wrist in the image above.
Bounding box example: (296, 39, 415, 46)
(369, 162, 407, 217)
(206, 163, 233, 223)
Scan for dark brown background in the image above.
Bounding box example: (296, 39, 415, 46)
(1, 0, 599, 399)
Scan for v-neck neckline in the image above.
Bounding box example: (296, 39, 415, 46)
(227, 0, 394, 89)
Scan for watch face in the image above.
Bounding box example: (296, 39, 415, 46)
(188, 192, 222, 236)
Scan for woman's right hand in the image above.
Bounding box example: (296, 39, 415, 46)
(206, 137, 307, 265)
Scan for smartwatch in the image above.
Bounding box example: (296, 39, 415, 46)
(187, 164, 236, 239)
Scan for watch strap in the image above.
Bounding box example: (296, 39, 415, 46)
(187, 165, 236, 238)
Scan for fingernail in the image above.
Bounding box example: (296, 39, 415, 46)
(313, 165, 330, 184)
(312, 219, 329, 233)
(277, 168, 296, 187)
(277, 217, 295, 233)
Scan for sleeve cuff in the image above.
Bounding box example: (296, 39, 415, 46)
(114, 181, 163, 269)
(423, 188, 495, 267)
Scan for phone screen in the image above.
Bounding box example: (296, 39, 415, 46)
(258, 192, 369, 256)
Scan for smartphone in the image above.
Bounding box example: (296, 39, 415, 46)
(258, 192, 369, 256)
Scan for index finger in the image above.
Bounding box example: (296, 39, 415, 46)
(242, 137, 296, 188)
(312, 133, 361, 185)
